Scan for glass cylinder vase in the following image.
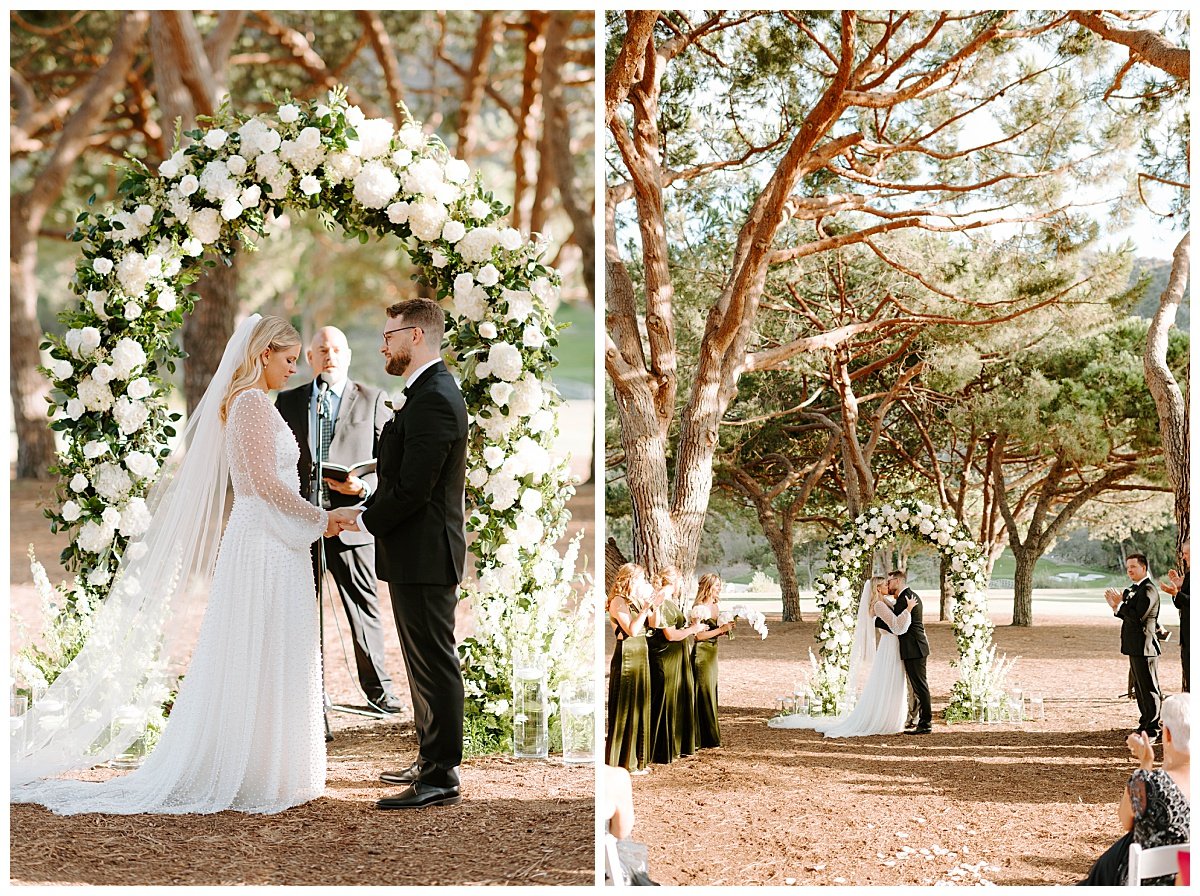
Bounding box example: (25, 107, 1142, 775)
(512, 664, 549, 759)
(559, 680, 595, 764)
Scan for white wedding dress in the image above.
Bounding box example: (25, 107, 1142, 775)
(770, 586, 909, 738)
(13, 363, 329, 814)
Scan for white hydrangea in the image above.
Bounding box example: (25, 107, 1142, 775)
(508, 374, 544, 417)
(355, 118, 395, 158)
(407, 199, 448, 242)
(397, 123, 425, 151)
(118, 497, 152, 538)
(94, 462, 133, 502)
(502, 288, 535, 323)
(458, 226, 501, 264)
(485, 342, 523, 382)
(279, 127, 324, 172)
(199, 159, 237, 202)
(115, 251, 152, 298)
(468, 467, 490, 488)
(113, 396, 151, 435)
(77, 520, 116, 555)
(487, 472, 519, 512)
(156, 286, 177, 312)
(531, 277, 558, 305)
(189, 207, 223, 244)
(520, 488, 543, 512)
(124, 451, 158, 480)
(324, 151, 362, 184)
(353, 161, 400, 209)
(386, 201, 411, 225)
(110, 338, 147, 379)
(86, 566, 111, 588)
(527, 408, 554, 435)
(78, 377, 115, 412)
(483, 446, 506, 469)
(444, 158, 470, 183)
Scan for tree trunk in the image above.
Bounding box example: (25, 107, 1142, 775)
(511, 12, 547, 234)
(184, 259, 239, 412)
(1143, 232, 1190, 554)
(605, 537, 629, 592)
(766, 518, 802, 622)
(454, 11, 501, 160)
(938, 554, 952, 621)
(1011, 544, 1037, 626)
(9, 212, 57, 479)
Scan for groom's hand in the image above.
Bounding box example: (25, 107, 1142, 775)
(323, 516, 342, 538)
(329, 507, 361, 533)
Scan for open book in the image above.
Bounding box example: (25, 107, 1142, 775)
(320, 459, 377, 482)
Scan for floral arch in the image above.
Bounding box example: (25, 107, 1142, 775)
(36, 89, 588, 746)
(805, 499, 1001, 721)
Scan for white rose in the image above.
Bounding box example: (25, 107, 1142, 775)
(61, 501, 82, 523)
(124, 451, 158, 480)
(479, 321, 498, 340)
(470, 199, 492, 221)
(126, 376, 154, 400)
(83, 439, 108, 459)
(522, 324, 546, 350)
(226, 154, 248, 177)
(93, 257, 113, 275)
(181, 237, 203, 257)
(468, 467, 489, 488)
(397, 123, 425, 150)
(499, 227, 524, 251)
(482, 446, 505, 469)
(102, 506, 122, 528)
(51, 359, 74, 380)
(345, 105, 366, 128)
(486, 342, 523, 382)
(520, 488, 543, 512)
(527, 408, 554, 434)
(65, 398, 86, 420)
(156, 286, 177, 312)
(87, 289, 109, 320)
(476, 264, 500, 287)
(490, 382, 514, 407)
(159, 158, 180, 178)
(278, 103, 300, 123)
(294, 173, 320, 196)
(442, 220, 466, 243)
(220, 197, 244, 220)
(203, 128, 228, 150)
(70, 473, 89, 492)
(430, 249, 448, 268)
(386, 201, 411, 225)
(444, 158, 470, 183)
(86, 567, 111, 588)
(124, 302, 142, 321)
(91, 363, 114, 385)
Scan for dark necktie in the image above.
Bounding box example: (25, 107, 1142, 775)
(318, 390, 334, 506)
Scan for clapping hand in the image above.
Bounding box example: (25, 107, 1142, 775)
(1103, 587, 1122, 610)
(1126, 730, 1155, 770)
(1160, 568, 1183, 596)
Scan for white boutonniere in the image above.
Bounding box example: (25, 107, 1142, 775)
(386, 393, 407, 413)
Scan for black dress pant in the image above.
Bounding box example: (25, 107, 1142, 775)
(312, 540, 395, 705)
(389, 582, 463, 785)
(1181, 622, 1190, 693)
(903, 655, 932, 727)
(1127, 652, 1162, 736)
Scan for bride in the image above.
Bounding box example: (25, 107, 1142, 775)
(11, 315, 337, 815)
(770, 576, 910, 738)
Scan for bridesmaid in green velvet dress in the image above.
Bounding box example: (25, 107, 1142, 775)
(647, 567, 706, 764)
(692, 573, 736, 748)
(605, 563, 659, 773)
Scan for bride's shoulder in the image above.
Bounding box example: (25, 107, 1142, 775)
(228, 388, 277, 422)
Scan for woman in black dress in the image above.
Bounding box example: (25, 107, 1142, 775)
(691, 573, 736, 748)
(605, 563, 658, 773)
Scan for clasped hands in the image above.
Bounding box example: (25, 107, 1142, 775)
(1103, 587, 1124, 610)
(324, 507, 363, 538)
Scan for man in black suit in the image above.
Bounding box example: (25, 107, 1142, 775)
(276, 326, 401, 714)
(878, 569, 932, 734)
(332, 299, 468, 810)
(1105, 553, 1162, 739)
(1160, 538, 1189, 693)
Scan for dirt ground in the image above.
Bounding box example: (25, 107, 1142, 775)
(606, 612, 1190, 887)
(9, 477, 597, 886)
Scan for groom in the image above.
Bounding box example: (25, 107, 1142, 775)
(881, 569, 932, 735)
(331, 299, 468, 809)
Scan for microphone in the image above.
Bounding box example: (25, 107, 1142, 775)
(317, 372, 331, 394)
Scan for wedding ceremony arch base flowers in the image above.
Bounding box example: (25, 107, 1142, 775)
(25, 87, 587, 749)
(796, 499, 1006, 721)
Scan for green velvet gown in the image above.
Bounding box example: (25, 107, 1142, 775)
(693, 622, 721, 748)
(605, 610, 651, 771)
(647, 599, 696, 764)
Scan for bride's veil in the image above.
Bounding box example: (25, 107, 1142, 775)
(11, 314, 262, 789)
(845, 578, 878, 699)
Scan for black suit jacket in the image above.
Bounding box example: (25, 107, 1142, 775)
(875, 587, 930, 660)
(360, 361, 468, 585)
(276, 379, 391, 547)
(1173, 571, 1189, 639)
(1116, 578, 1161, 657)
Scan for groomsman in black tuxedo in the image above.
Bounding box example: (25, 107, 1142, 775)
(878, 569, 932, 734)
(1160, 538, 1189, 693)
(277, 326, 400, 714)
(1105, 553, 1162, 739)
(332, 299, 468, 809)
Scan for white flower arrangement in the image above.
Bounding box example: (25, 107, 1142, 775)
(36, 88, 579, 747)
(805, 499, 1001, 720)
(719, 604, 769, 639)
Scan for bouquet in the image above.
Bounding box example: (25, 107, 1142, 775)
(720, 604, 769, 640)
(688, 604, 715, 625)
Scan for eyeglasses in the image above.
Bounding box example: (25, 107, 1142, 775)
(382, 326, 419, 344)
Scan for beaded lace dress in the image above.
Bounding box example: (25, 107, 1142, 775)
(13, 388, 328, 815)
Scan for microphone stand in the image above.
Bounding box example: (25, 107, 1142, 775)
(312, 380, 387, 742)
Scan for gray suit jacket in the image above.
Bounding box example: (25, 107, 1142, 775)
(276, 378, 392, 547)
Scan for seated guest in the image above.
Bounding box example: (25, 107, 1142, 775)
(691, 573, 735, 748)
(605, 563, 658, 773)
(1079, 693, 1190, 886)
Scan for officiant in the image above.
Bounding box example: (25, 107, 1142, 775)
(277, 325, 402, 713)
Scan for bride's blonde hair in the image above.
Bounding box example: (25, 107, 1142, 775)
(218, 316, 301, 423)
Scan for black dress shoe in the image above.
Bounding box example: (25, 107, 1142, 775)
(380, 761, 423, 786)
(904, 726, 933, 735)
(376, 781, 461, 810)
(373, 699, 406, 715)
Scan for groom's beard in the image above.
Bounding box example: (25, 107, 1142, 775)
(385, 347, 411, 377)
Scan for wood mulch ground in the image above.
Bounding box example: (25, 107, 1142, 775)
(607, 611, 1189, 887)
(9, 477, 597, 886)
